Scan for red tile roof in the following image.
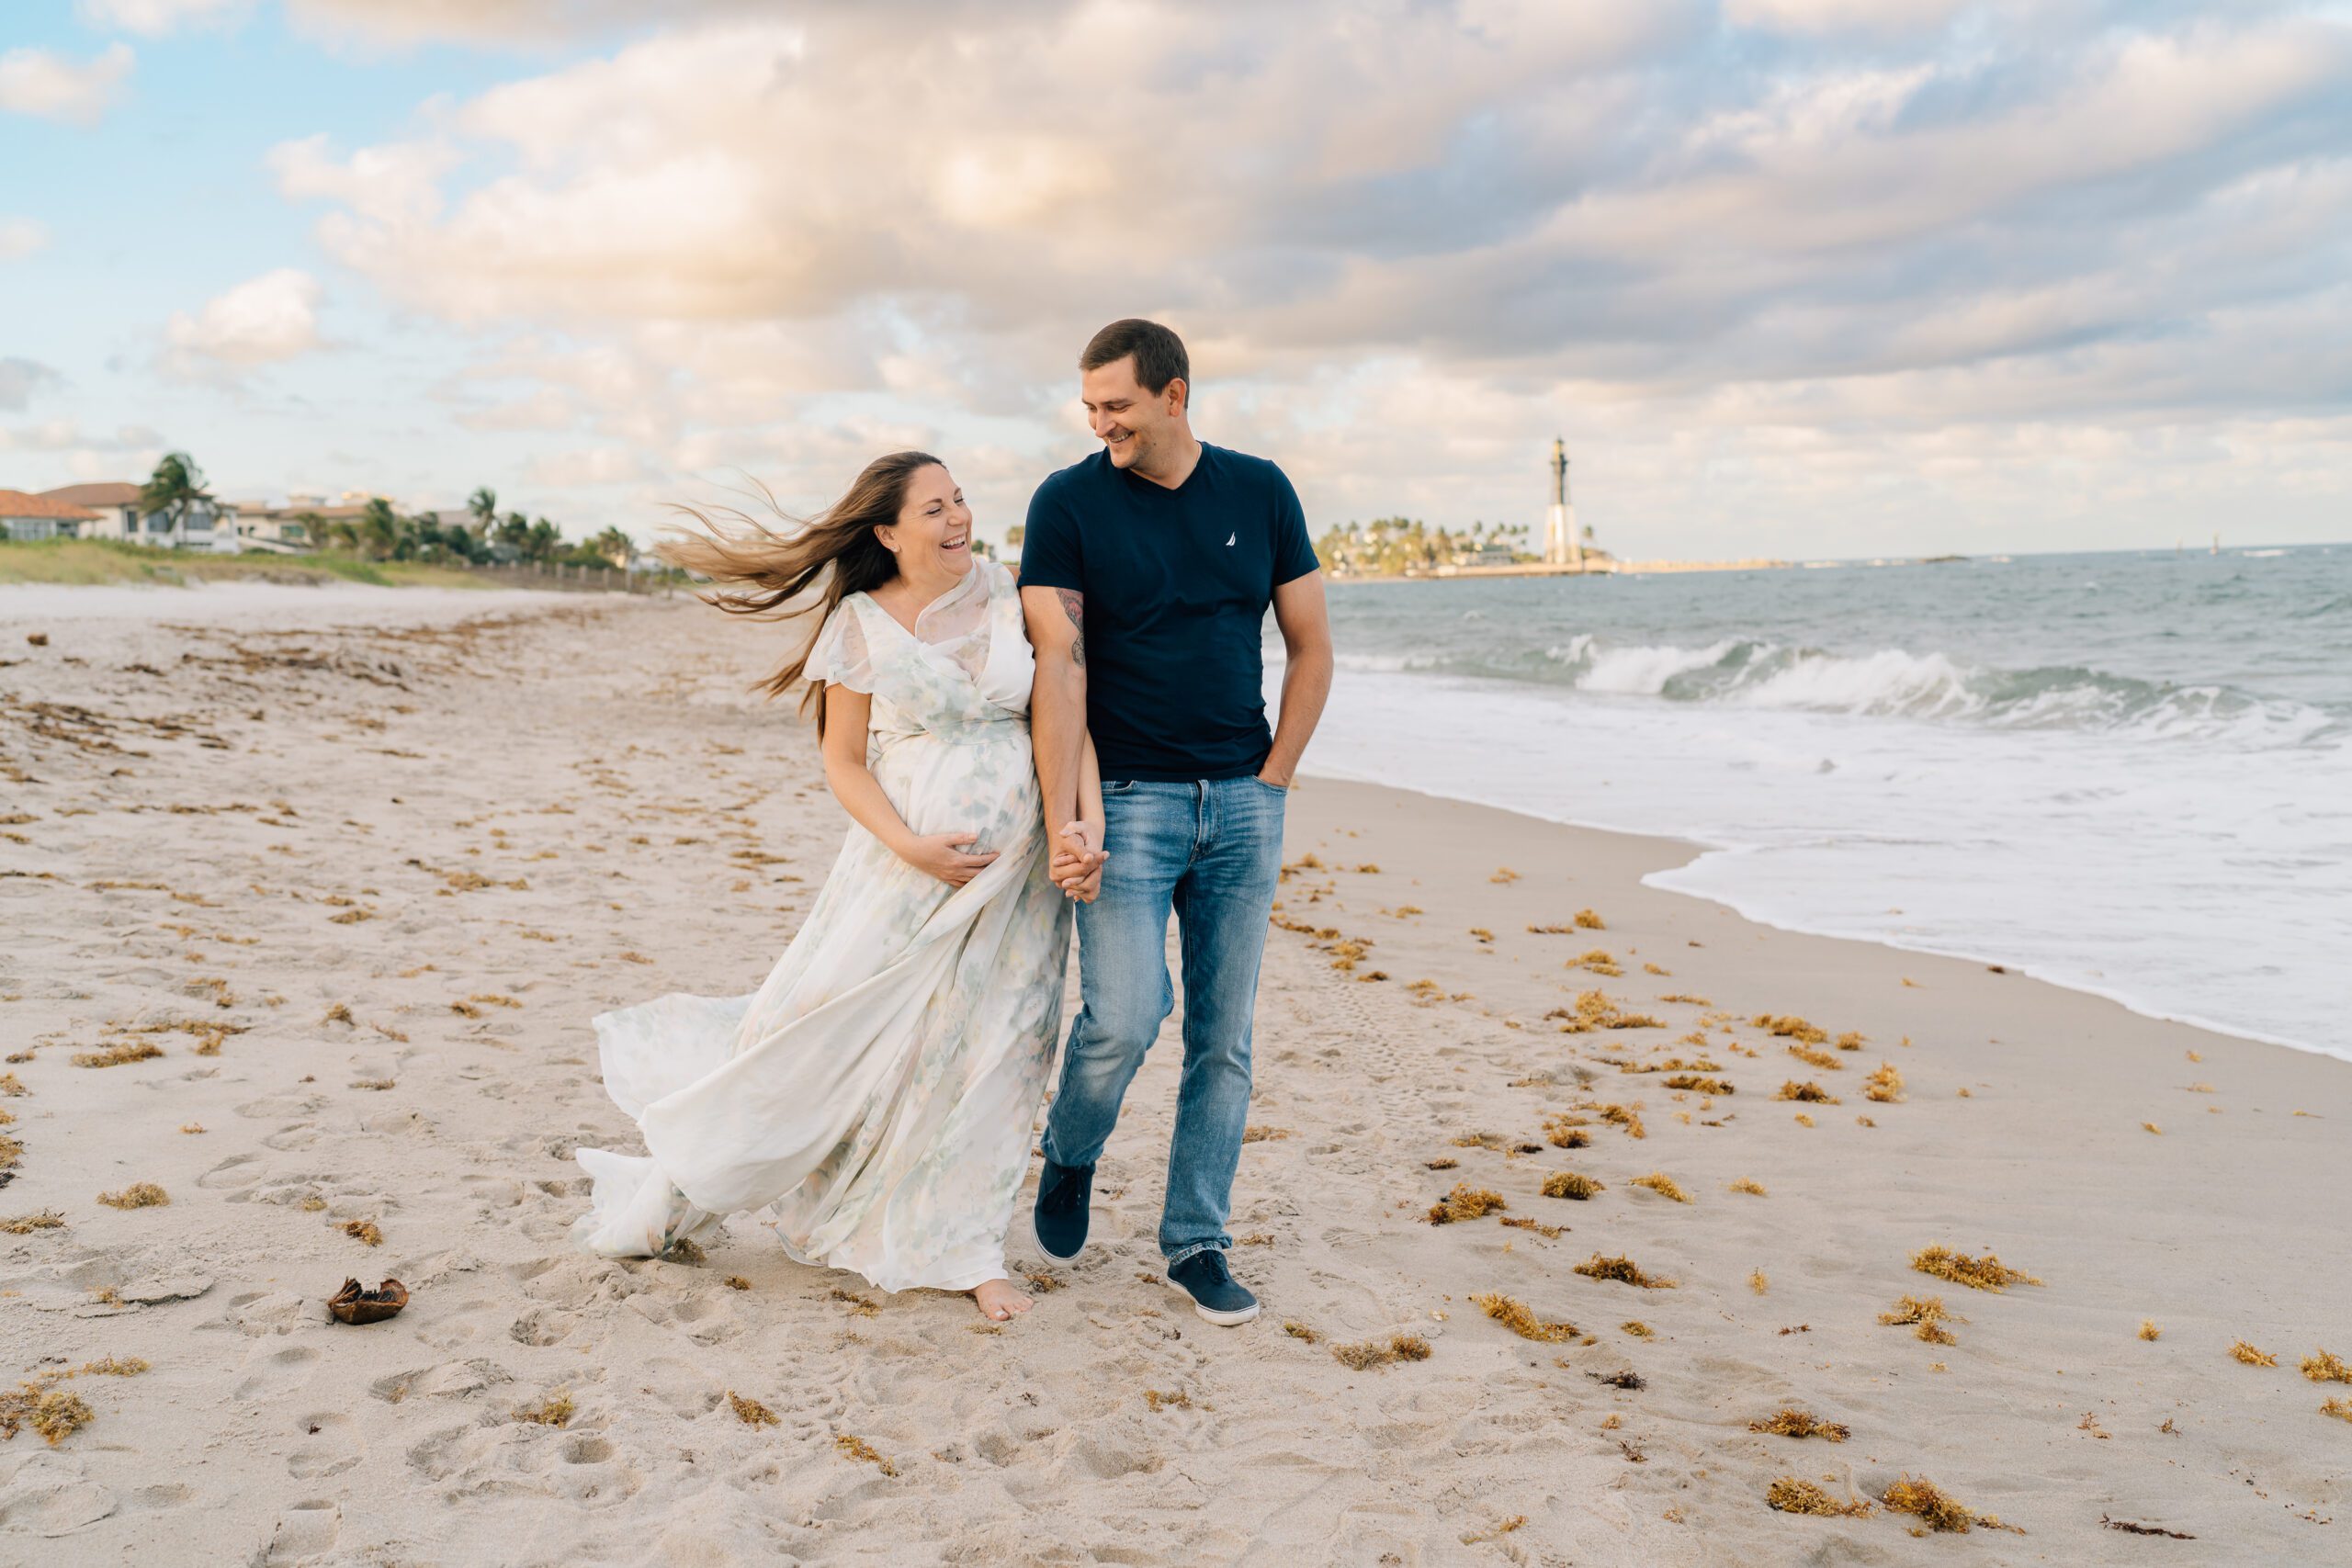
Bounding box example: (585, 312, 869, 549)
(0, 489, 102, 520)
(39, 481, 143, 508)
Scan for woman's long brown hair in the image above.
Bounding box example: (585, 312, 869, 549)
(657, 450, 940, 735)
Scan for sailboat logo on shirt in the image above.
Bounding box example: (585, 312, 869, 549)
(1224, 532, 1236, 547)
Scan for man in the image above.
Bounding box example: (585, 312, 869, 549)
(1019, 318, 1333, 1326)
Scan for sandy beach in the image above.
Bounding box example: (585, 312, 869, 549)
(2, 583, 2346, 1565)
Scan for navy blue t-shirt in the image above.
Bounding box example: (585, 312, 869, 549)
(1018, 442, 1319, 781)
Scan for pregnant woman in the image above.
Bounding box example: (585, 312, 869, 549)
(570, 451, 1102, 1322)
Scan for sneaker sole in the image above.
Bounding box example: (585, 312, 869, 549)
(1035, 1235, 1085, 1264)
(1185, 1297, 1261, 1335)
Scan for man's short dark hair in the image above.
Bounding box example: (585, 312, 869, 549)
(1080, 318, 1189, 396)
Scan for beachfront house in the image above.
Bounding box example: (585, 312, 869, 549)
(0, 488, 102, 542)
(39, 481, 243, 552)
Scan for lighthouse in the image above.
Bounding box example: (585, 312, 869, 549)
(1544, 437, 1582, 568)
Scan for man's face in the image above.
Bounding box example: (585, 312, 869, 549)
(1080, 355, 1181, 471)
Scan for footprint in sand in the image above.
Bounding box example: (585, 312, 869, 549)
(285, 1410, 365, 1479)
(254, 1498, 338, 1564)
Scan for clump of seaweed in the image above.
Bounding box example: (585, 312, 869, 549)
(1748, 1269, 1769, 1295)
(1836, 1032, 1865, 1051)
(1863, 1063, 1905, 1102)
(1424, 1156, 1459, 1170)
(1143, 1389, 1192, 1411)
(1663, 1074, 1734, 1095)
(2300, 1348, 2351, 1384)
(1753, 1014, 1829, 1044)
(729, 1392, 779, 1426)
(2230, 1340, 2278, 1367)
(1331, 1333, 1431, 1371)
(830, 1288, 880, 1318)
(1881, 1294, 1964, 1345)
(834, 1433, 898, 1474)
(1768, 1477, 1871, 1517)
(1283, 1322, 1320, 1344)
(2139, 1320, 2161, 1341)
(1910, 1245, 2041, 1292)
(1472, 1292, 1577, 1342)
(1500, 1215, 1564, 1238)
(338, 1218, 384, 1247)
(1728, 1178, 1768, 1196)
(1786, 1043, 1841, 1071)
(2323, 1397, 2352, 1423)
(514, 1391, 574, 1427)
(1596, 1102, 1648, 1138)
(1575, 1254, 1676, 1289)
(1775, 1080, 1838, 1104)
(1575, 908, 1604, 929)
(1427, 1183, 1508, 1224)
(72, 1041, 164, 1069)
(0, 1211, 66, 1235)
(1589, 1368, 1645, 1390)
(1241, 1125, 1294, 1144)
(1749, 1407, 1849, 1442)
(0, 1073, 24, 1096)
(724, 1275, 752, 1291)
(1622, 1321, 1654, 1338)
(97, 1182, 168, 1210)
(1882, 1475, 1981, 1533)
(14, 1389, 95, 1446)
(1544, 1116, 1591, 1150)
(1630, 1172, 1692, 1204)
(1543, 1171, 1602, 1201)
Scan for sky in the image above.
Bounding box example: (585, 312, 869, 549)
(3, 0, 2349, 558)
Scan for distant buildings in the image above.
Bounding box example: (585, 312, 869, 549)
(0, 488, 102, 543)
(31, 481, 243, 551)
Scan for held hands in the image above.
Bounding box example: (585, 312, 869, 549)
(1050, 819, 1107, 903)
(903, 830, 1000, 887)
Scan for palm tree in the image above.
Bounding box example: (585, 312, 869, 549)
(358, 497, 401, 561)
(468, 486, 498, 539)
(586, 525, 634, 568)
(139, 452, 214, 548)
(496, 510, 531, 556)
(527, 519, 560, 562)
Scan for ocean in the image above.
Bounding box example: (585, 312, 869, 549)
(1283, 544, 2352, 1062)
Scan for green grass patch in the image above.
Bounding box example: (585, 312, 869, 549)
(0, 538, 501, 590)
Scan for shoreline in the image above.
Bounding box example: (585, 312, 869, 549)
(3, 591, 2344, 1563)
(1301, 765, 2346, 1066)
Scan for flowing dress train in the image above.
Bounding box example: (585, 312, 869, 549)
(569, 560, 1072, 1292)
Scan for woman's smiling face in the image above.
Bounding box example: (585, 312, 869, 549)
(883, 463, 973, 577)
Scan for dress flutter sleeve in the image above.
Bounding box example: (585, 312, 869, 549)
(802, 599, 877, 694)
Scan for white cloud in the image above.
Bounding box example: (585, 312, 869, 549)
(162, 267, 326, 377)
(0, 218, 49, 259)
(75, 0, 251, 36)
(1724, 0, 1973, 37)
(260, 4, 2352, 551)
(0, 43, 134, 127)
(0, 357, 65, 412)
(269, 132, 458, 226)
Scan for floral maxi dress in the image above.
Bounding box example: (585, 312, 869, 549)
(570, 561, 1073, 1292)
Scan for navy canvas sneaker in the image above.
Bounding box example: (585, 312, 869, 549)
(1033, 1158, 1093, 1262)
(1167, 1249, 1260, 1326)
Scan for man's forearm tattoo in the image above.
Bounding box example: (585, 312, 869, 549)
(1056, 589, 1086, 668)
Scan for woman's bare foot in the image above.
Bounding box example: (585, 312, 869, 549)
(970, 1278, 1034, 1322)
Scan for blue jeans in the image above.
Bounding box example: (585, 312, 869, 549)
(1041, 775, 1287, 1266)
